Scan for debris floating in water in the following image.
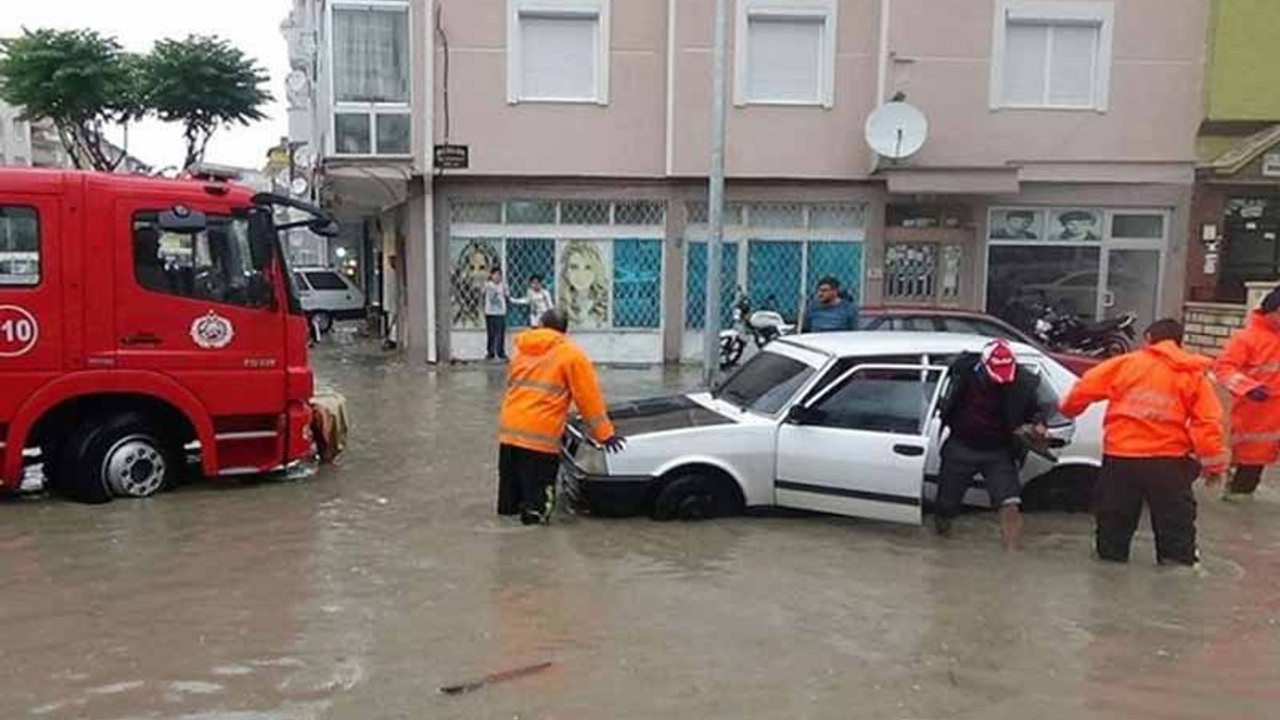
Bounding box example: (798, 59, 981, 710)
(439, 661, 554, 696)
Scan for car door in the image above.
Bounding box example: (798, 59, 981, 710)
(775, 364, 943, 524)
(292, 272, 315, 312)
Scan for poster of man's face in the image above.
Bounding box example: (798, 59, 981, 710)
(989, 209, 1043, 240)
(1049, 209, 1103, 241)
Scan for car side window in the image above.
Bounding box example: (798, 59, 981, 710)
(293, 272, 310, 291)
(807, 367, 939, 435)
(0, 205, 40, 286)
(305, 271, 349, 291)
(132, 211, 272, 308)
(804, 354, 924, 403)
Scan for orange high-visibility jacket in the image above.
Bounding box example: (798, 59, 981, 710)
(498, 328, 615, 454)
(1060, 341, 1227, 472)
(1213, 312, 1280, 467)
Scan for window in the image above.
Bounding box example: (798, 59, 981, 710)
(304, 271, 349, 291)
(1111, 214, 1164, 239)
(132, 212, 272, 309)
(735, 0, 837, 107)
(805, 355, 924, 403)
(508, 0, 611, 104)
(714, 351, 816, 415)
(992, 1, 1113, 110)
(0, 206, 39, 286)
(293, 272, 310, 290)
(331, 2, 412, 155)
(808, 367, 936, 435)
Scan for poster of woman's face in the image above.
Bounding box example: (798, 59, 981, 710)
(1048, 209, 1103, 242)
(989, 209, 1044, 240)
(449, 239, 501, 328)
(558, 240, 611, 330)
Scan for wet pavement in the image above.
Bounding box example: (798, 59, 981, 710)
(2, 340, 1280, 720)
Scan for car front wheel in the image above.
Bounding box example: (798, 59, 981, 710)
(651, 471, 745, 521)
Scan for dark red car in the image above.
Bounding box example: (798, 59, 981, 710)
(858, 306, 1100, 376)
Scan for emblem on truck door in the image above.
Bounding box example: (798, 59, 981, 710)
(190, 311, 235, 349)
(0, 305, 38, 357)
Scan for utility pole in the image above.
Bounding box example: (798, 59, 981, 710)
(702, 0, 729, 387)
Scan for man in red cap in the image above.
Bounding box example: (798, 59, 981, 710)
(934, 339, 1052, 549)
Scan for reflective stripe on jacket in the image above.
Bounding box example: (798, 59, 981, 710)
(498, 328, 615, 454)
(1060, 341, 1227, 471)
(1213, 311, 1280, 466)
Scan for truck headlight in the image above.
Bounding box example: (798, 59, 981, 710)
(575, 442, 609, 476)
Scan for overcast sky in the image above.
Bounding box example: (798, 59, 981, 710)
(1, 0, 290, 170)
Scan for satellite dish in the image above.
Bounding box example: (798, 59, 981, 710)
(864, 102, 928, 160)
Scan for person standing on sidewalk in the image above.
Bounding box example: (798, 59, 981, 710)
(800, 277, 858, 333)
(511, 274, 555, 327)
(1060, 319, 1227, 566)
(1213, 286, 1280, 501)
(497, 310, 626, 525)
(484, 268, 510, 360)
(934, 339, 1051, 550)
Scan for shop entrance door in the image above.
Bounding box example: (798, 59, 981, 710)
(1102, 246, 1163, 330)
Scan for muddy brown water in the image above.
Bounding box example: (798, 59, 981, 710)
(2, 342, 1278, 720)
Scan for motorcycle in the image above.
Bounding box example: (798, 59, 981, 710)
(1032, 305, 1137, 358)
(718, 292, 795, 368)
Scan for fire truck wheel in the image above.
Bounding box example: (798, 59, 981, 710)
(309, 311, 333, 335)
(54, 413, 178, 503)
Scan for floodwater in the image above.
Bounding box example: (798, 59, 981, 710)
(2, 340, 1279, 720)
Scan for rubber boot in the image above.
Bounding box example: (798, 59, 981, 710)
(999, 504, 1023, 551)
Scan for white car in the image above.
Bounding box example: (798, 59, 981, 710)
(292, 267, 366, 333)
(562, 332, 1105, 525)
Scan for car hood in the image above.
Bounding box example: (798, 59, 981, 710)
(598, 395, 738, 437)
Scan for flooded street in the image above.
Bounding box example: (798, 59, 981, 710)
(3, 343, 1280, 720)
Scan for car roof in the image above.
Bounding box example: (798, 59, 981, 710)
(779, 331, 1045, 360)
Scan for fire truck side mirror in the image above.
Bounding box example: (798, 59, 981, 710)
(158, 205, 208, 234)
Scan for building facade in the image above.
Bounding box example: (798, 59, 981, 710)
(1181, 0, 1280, 354)
(296, 0, 1208, 364)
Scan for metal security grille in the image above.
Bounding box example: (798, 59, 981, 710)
(615, 201, 666, 226)
(506, 237, 556, 327)
(450, 201, 502, 225)
(561, 200, 611, 225)
(749, 203, 805, 229)
(685, 241, 740, 329)
(884, 243, 938, 300)
(448, 237, 502, 329)
(612, 239, 663, 328)
(940, 245, 963, 300)
(748, 241, 804, 321)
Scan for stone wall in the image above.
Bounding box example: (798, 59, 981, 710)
(1184, 301, 1248, 355)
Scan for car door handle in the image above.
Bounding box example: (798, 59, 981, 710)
(121, 332, 161, 347)
(893, 444, 925, 457)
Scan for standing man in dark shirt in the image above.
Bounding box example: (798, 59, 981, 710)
(934, 339, 1052, 550)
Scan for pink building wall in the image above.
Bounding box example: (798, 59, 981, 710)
(433, 0, 1206, 181)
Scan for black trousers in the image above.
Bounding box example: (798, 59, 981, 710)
(1229, 465, 1265, 494)
(485, 314, 507, 359)
(497, 444, 560, 516)
(936, 439, 1023, 519)
(1095, 455, 1199, 565)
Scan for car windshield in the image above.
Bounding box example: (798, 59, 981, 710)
(714, 351, 816, 415)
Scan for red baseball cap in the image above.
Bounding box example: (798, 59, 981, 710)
(981, 339, 1017, 385)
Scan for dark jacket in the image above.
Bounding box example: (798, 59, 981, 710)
(937, 352, 1050, 437)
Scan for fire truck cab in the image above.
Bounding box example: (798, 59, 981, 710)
(0, 169, 328, 503)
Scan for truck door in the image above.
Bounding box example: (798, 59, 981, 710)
(113, 200, 286, 420)
(774, 364, 943, 525)
(0, 197, 63, 450)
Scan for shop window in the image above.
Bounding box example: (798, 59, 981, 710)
(132, 212, 272, 309)
(992, 0, 1114, 111)
(1111, 213, 1164, 239)
(0, 205, 39, 286)
(748, 241, 803, 322)
(561, 200, 611, 225)
(805, 242, 862, 303)
(749, 203, 805, 229)
(685, 241, 740, 329)
(987, 245, 1101, 331)
(615, 201, 665, 226)
(506, 238, 555, 327)
(449, 238, 502, 329)
(505, 200, 557, 224)
(686, 201, 745, 226)
(612, 239, 662, 328)
(508, 0, 610, 104)
(557, 239, 612, 330)
(451, 201, 503, 225)
(884, 243, 938, 301)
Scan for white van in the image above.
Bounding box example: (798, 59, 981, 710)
(292, 266, 366, 333)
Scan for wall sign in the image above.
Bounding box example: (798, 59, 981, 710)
(434, 144, 470, 170)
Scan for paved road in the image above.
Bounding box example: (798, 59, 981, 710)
(1, 342, 1278, 720)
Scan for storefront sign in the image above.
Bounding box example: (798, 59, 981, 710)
(434, 144, 470, 170)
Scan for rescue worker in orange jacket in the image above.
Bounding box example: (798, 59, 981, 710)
(1213, 286, 1280, 500)
(497, 309, 625, 525)
(1060, 319, 1227, 566)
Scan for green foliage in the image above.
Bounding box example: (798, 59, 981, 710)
(0, 28, 143, 170)
(141, 35, 272, 169)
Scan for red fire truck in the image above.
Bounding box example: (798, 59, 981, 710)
(0, 169, 332, 503)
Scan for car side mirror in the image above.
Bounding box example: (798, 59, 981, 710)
(786, 405, 812, 425)
(158, 205, 207, 234)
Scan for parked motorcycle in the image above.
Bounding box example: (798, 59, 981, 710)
(1032, 305, 1136, 358)
(718, 292, 795, 368)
